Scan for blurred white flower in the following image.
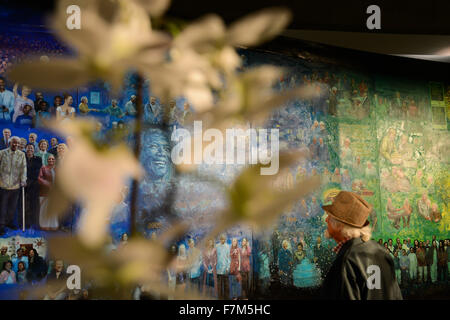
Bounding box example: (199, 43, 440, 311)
(51, 119, 143, 248)
(131, 0, 171, 17)
(194, 65, 320, 129)
(145, 45, 220, 112)
(143, 8, 292, 112)
(226, 7, 292, 47)
(9, 0, 170, 91)
(114, 238, 168, 284)
(47, 232, 207, 299)
(208, 150, 321, 238)
(114, 237, 208, 299)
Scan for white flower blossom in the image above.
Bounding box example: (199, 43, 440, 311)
(143, 8, 292, 112)
(51, 119, 143, 248)
(9, 0, 170, 91)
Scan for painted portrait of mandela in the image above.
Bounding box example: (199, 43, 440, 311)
(138, 128, 175, 232)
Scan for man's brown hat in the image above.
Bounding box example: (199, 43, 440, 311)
(322, 191, 372, 228)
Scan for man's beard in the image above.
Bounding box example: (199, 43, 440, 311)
(324, 229, 331, 239)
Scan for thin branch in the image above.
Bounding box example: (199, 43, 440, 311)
(130, 74, 144, 237)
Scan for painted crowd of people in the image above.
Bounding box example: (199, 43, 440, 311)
(379, 237, 449, 286)
(129, 234, 252, 300)
(0, 244, 90, 300)
(0, 127, 76, 233)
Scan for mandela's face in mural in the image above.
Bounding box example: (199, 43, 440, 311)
(142, 131, 172, 180)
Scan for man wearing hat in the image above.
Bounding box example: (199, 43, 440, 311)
(321, 191, 402, 299)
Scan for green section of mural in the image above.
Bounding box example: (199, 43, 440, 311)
(245, 49, 449, 290)
(373, 77, 449, 242)
(319, 73, 450, 242)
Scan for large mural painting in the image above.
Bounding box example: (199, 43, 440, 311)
(0, 30, 448, 299)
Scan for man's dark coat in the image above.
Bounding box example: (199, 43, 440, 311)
(321, 238, 403, 300)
